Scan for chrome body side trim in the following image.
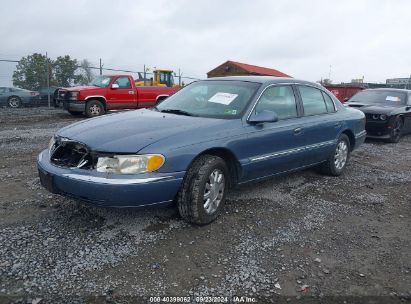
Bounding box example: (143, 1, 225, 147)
(61, 173, 174, 185)
(84, 95, 107, 101)
(250, 140, 336, 163)
(355, 130, 367, 138)
(156, 94, 169, 102)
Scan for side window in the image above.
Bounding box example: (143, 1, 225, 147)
(322, 92, 336, 112)
(114, 77, 131, 89)
(255, 85, 297, 120)
(299, 86, 328, 116)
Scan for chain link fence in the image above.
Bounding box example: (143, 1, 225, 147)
(0, 57, 203, 108)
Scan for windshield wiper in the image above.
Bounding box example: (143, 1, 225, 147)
(160, 109, 195, 116)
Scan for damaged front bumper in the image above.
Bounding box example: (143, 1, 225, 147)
(37, 149, 184, 208)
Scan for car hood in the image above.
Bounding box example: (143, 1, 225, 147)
(346, 102, 399, 114)
(57, 109, 238, 153)
(62, 86, 99, 91)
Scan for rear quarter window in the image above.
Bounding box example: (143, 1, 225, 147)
(322, 91, 336, 112)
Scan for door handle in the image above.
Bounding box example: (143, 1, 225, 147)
(294, 127, 303, 135)
(128, 91, 134, 94)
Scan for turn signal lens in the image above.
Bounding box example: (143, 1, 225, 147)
(147, 155, 165, 172)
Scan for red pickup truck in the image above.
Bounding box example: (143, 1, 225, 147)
(57, 75, 179, 117)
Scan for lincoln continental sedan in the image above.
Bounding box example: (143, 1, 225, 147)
(38, 76, 366, 224)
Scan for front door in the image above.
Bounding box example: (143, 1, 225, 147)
(239, 85, 306, 181)
(106, 76, 136, 109)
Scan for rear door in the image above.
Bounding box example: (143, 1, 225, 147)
(106, 76, 137, 109)
(296, 85, 341, 164)
(240, 84, 306, 181)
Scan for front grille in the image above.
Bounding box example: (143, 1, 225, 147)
(57, 89, 72, 101)
(50, 140, 94, 169)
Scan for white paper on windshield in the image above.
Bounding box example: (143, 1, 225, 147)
(386, 96, 400, 102)
(208, 92, 238, 105)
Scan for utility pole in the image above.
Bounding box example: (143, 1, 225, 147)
(143, 64, 146, 86)
(99, 58, 103, 76)
(46, 52, 50, 108)
(178, 68, 181, 87)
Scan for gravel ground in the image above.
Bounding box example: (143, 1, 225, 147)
(0, 107, 410, 303)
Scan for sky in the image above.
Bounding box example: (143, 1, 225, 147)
(1, 0, 411, 86)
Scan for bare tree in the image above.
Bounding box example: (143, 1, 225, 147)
(77, 59, 95, 85)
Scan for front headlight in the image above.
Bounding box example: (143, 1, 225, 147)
(48, 136, 56, 153)
(96, 154, 165, 174)
(379, 114, 387, 120)
(69, 91, 79, 100)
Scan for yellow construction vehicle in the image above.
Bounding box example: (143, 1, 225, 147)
(135, 69, 178, 88)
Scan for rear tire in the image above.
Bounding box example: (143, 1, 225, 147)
(8, 96, 22, 108)
(386, 117, 402, 143)
(177, 155, 228, 225)
(85, 100, 105, 118)
(319, 134, 350, 176)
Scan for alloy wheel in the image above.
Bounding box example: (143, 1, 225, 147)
(203, 169, 225, 215)
(334, 141, 348, 170)
(89, 104, 101, 116)
(392, 120, 402, 141)
(8, 97, 20, 108)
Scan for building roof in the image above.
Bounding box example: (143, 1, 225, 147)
(205, 75, 317, 87)
(210, 60, 291, 77)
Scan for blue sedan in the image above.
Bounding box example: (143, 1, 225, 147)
(38, 77, 366, 224)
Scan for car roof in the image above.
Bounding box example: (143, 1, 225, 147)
(203, 76, 320, 87)
(364, 88, 411, 93)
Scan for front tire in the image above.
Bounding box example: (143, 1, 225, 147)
(386, 117, 403, 143)
(177, 155, 228, 225)
(319, 134, 350, 176)
(8, 96, 22, 108)
(85, 100, 105, 118)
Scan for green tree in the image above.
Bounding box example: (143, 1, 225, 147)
(12, 53, 52, 90)
(53, 55, 79, 87)
(77, 59, 95, 85)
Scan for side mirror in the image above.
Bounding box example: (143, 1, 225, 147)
(111, 83, 119, 89)
(248, 110, 278, 124)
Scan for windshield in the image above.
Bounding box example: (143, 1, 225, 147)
(348, 90, 406, 105)
(157, 80, 261, 119)
(89, 76, 112, 88)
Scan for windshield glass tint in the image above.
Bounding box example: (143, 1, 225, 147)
(157, 80, 261, 119)
(349, 90, 406, 105)
(90, 76, 112, 88)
